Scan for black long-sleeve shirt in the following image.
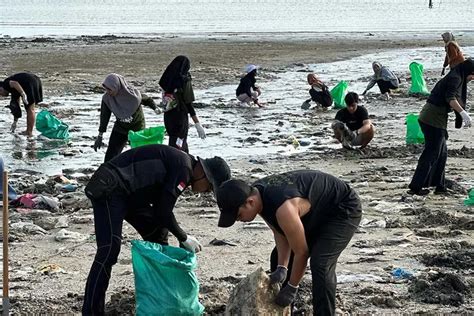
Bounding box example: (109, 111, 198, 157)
(106, 144, 195, 241)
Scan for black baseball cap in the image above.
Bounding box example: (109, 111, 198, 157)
(216, 179, 252, 228)
(198, 156, 231, 193)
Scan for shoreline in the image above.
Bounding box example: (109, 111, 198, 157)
(3, 35, 474, 96)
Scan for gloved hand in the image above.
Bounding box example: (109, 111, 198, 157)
(93, 134, 105, 151)
(195, 123, 206, 139)
(269, 265, 288, 285)
(21, 93, 28, 106)
(460, 110, 472, 127)
(182, 235, 202, 253)
(154, 107, 162, 115)
(301, 100, 311, 110)
(275, 283, 299, 307)
(10, 120, 17, 133)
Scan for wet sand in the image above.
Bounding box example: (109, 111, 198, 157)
(1, 35, 473, 314)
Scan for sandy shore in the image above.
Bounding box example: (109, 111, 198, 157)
(1, 34, 473, 314)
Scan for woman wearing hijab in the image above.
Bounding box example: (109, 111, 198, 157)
(236, 64, 263, 107)
(93, 73, 160, 162)
(441, 32, 465, 76)
(362, 62, 399, 100)
(408, 59, 473, 196)
(0, 72, 43, 136)
(159, 55, 206, 153)
(301, 73, 333, 109)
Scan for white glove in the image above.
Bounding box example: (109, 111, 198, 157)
(181, 235, 202, 253)
(21, 93, 28, 106)
(460, 110, 472, 128)
(10, 120, 17, 133)
(195, 122, 206, 139)
(154, 107, 162, 115)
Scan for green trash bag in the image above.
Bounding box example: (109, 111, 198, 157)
(464, 188, 474, 206)
(128, 126, 165, 148)
(131, 240, 204, 316)
(406, 113, 425, 144)
(330, 81, 349, 109)
(409, 62, 430, 96)
(35, 109, 70, 139)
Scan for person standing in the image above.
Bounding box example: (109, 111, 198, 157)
(0, 72, 43, 136)
(159, 55, 206, 153)
(216, 170, 362, 316)
(82, 144, 231, 315)
(440, 32, 465, 76)
(236, 64, 263, 107)
(332, 92, 374, 149)
(408, 59, 473, 196)
(93, 73, 160, 162)
(362, 62, 399, 100)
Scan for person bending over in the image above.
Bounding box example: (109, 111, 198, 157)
(82, 144, 231, 314)
(362, 62, 399, 100)
(216, 170, 362, 316)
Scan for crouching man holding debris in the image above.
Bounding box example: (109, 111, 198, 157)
(82, 144, 231, 315)
(216, 170, 362, 315)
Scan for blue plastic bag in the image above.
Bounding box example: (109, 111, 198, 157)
(131, 240, 204, 316)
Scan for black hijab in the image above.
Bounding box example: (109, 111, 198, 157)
(159, 55, 191, 93)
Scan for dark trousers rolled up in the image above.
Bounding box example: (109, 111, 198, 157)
(409, 120, 447, 192)
(270, 214, 361, 316)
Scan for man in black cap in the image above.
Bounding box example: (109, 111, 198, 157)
(82, 144, 231, 315)
(216, 170, 361, 316)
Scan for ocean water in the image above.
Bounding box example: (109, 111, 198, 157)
(0, 0, 473, 38)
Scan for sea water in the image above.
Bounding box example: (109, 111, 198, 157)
(0, 0, 473, 38)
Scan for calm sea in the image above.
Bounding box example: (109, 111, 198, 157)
(0, 0, 473, 38)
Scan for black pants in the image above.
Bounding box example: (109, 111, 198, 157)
(82, 195, 169, 315)
(409, 121, 447, 192)
(164, 109, 189, 153)
(270, 214, 361, 316)
(376, 80, 398, 94)
(104, 131, 128, 162)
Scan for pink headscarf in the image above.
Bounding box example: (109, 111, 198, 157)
(102, 73, 141, 119)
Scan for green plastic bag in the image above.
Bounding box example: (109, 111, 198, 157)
(131, 240, 204, 316)
(409, 62, 430, 96)
(330, 81, 349, 109)
(35, 109, 70, 139)
(406, 113, 425, 144)
(464, 189, 474, 206)
(128, 126, 165, 148)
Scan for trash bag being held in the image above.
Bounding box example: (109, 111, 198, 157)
(131, 240, 204, 316)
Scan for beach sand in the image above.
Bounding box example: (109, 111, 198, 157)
(1, 35, 473, 314)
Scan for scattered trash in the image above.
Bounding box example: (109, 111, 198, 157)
(61, 184, 77, 192)
(337, 273, 384, 284)
(391, 268, 414, 279)
(38, 263, 65, 275)
(54, 229, 88, 242)
(359, 218, 387, 228)
(209, 238, 237, 247)
(11, 222, 48, 235)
